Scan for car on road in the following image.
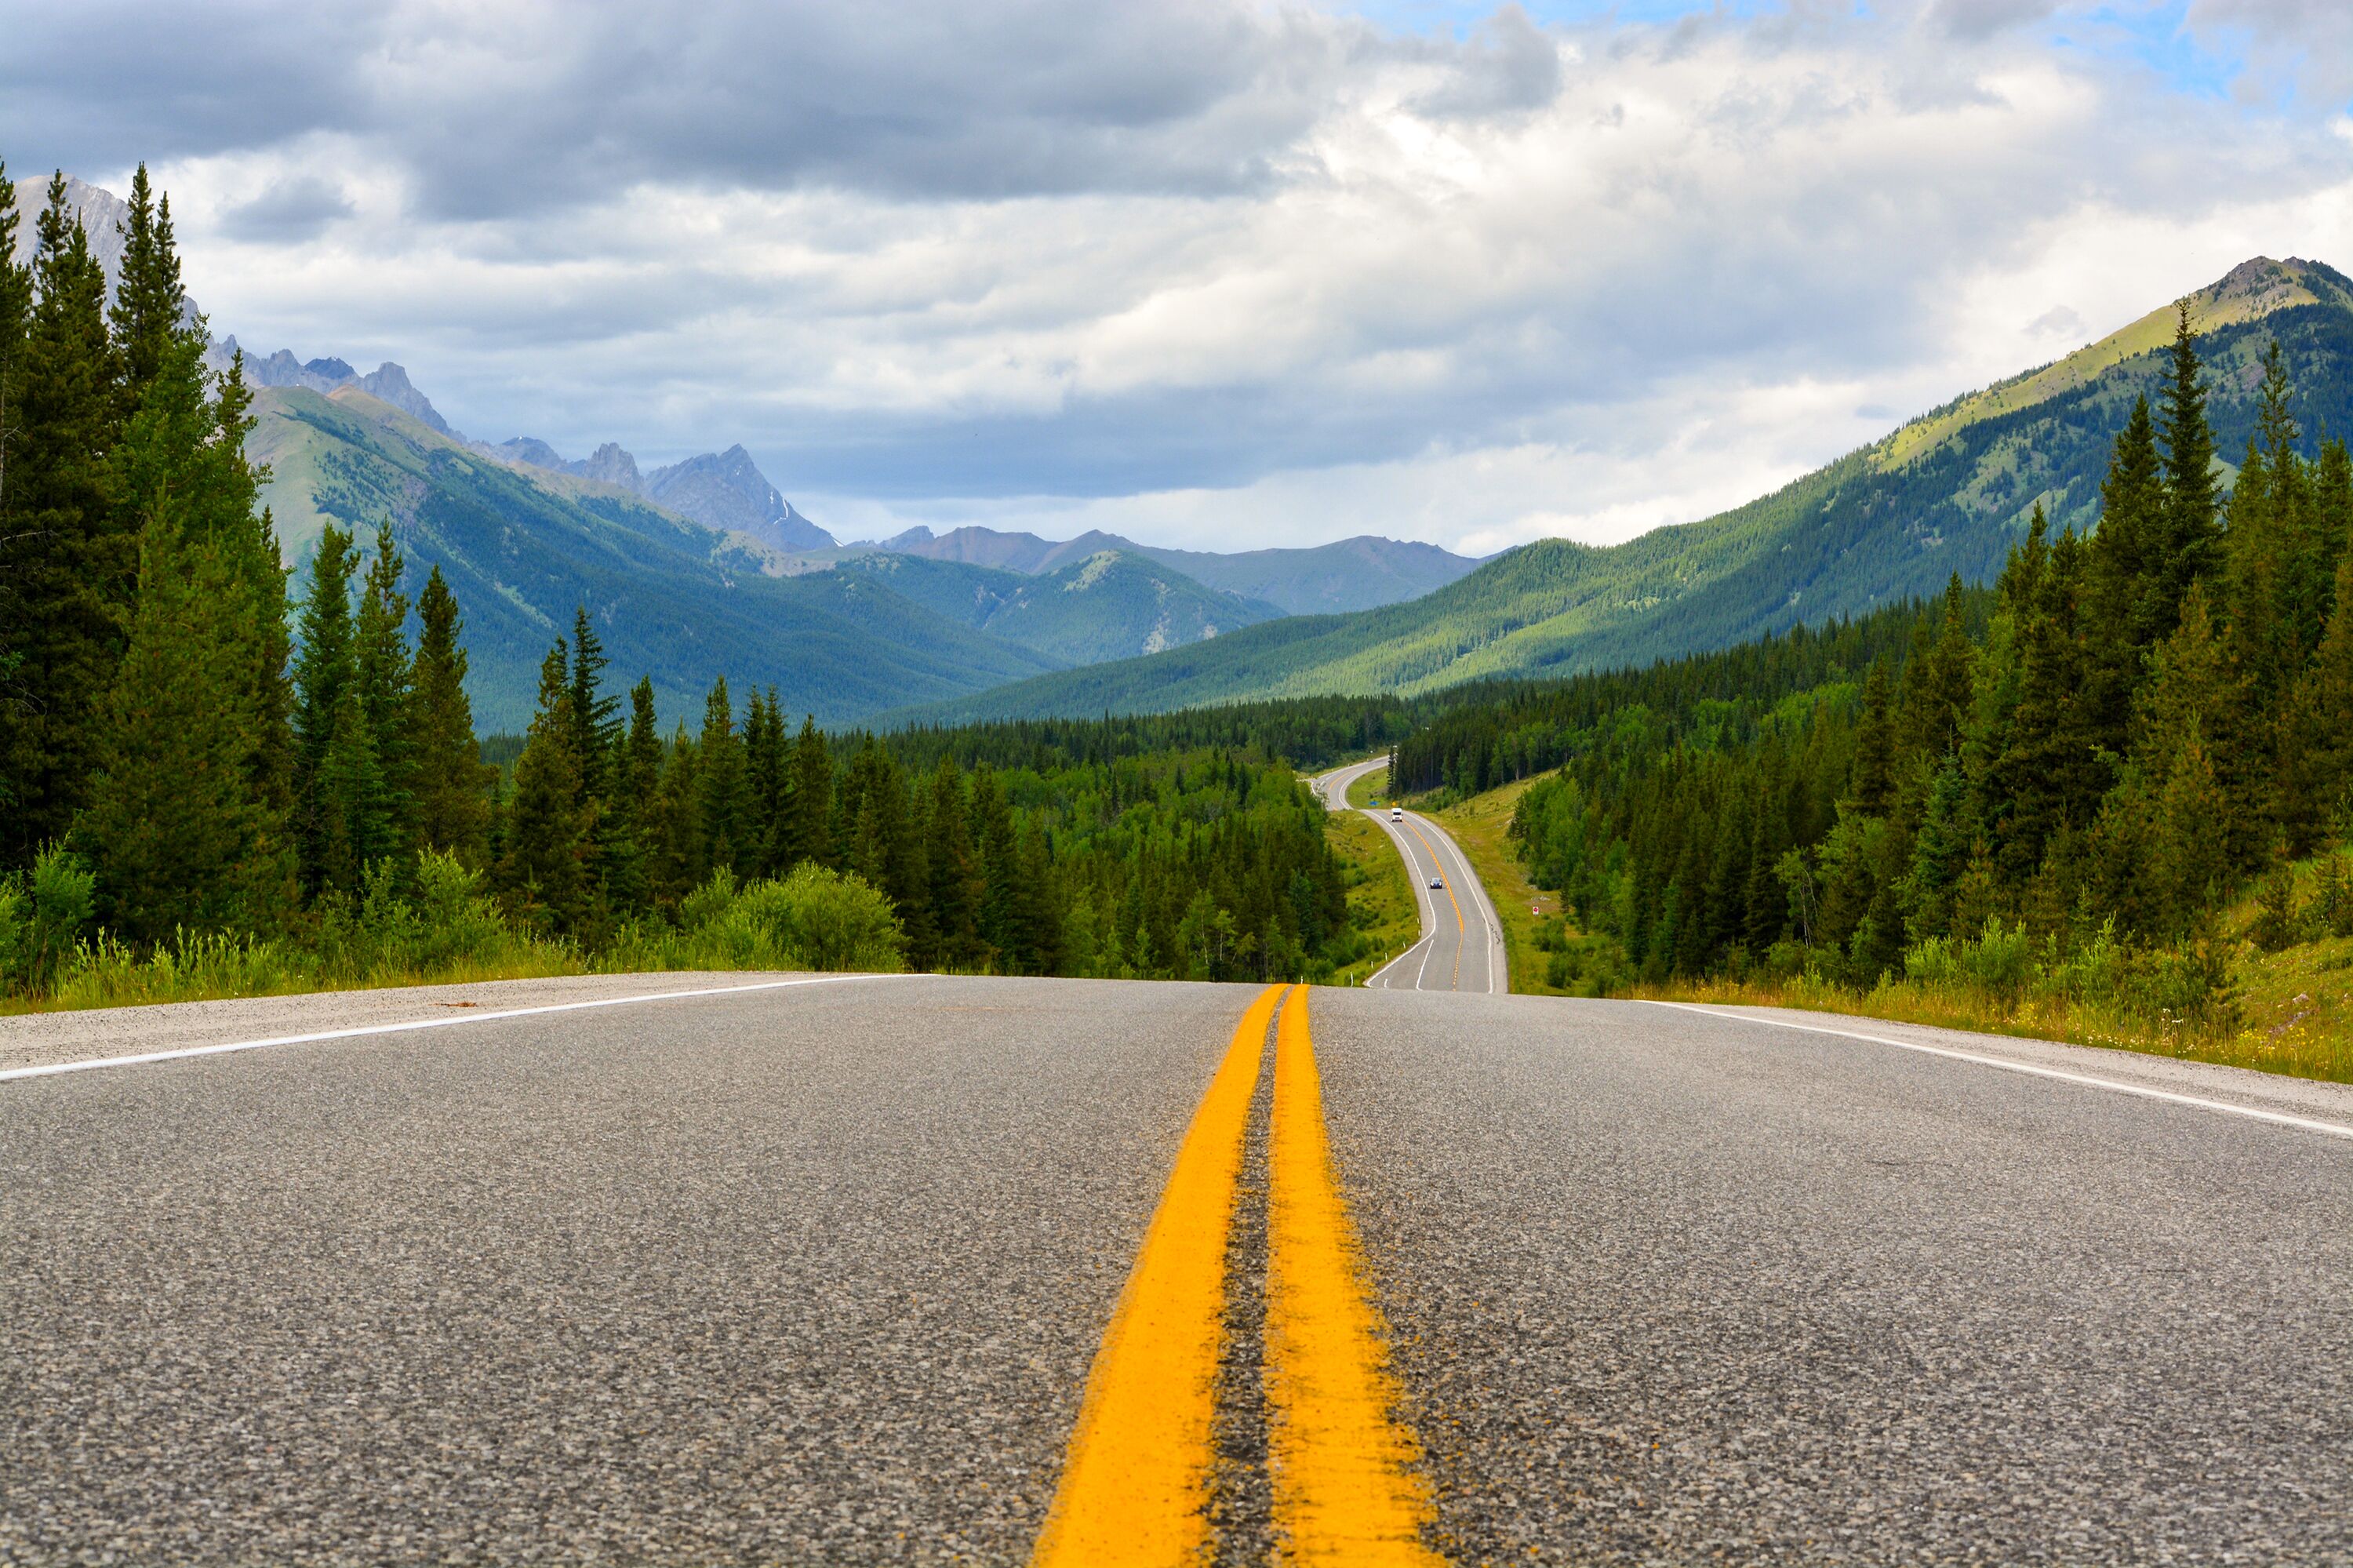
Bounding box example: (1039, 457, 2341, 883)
(1429, 875, 1444, 889)
(1391, 807, 1404, 821)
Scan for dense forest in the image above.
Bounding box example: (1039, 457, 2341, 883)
(1399, 317, 2353, 1010)
(0, 166, 1378, 997)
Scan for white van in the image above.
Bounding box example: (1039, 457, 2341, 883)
(1390, 806, 1403, 822)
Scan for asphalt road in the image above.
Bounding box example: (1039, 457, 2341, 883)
(7, 977, 2353, 1563)
(1312, 757, 1507, 995)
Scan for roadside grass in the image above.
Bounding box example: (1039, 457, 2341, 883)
(1428, 777, 1560, 996)
(1326, 805, 1421, 988)
(1631, 955, 2353, 1085)
(1345, 765, 1388, 809)
(0, 856, 905, 1017)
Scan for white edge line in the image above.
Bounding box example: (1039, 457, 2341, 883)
(1642, 999, 2353, 1143)
(0, 972, 920, 1084)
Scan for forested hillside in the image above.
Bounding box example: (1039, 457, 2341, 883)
(893, 259, 2353, 725)
(1390, 324, 2353, 1060)
(242, 379, 1058, 729)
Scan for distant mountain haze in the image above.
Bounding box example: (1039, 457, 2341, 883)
(835, 548, 1286, 665)
(884, 256, 2353, 726)
(854, 524, 1482, 614)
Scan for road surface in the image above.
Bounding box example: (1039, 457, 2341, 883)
(1312, 756, 1507, 994)
(5, 974, 2351, 1563)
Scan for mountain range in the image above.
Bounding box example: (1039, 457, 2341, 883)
(882, 256, 2353, 726)
(846, 526, 1483, 617)
(34, 180, 2340, 740)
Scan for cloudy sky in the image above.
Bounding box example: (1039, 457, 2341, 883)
(4, 0, 2348, 555)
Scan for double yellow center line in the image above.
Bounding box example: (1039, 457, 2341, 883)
(1030, 984, 1443, 1566)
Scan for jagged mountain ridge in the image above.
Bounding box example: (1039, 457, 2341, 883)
(244, 382, 1056, 729)
(882, 256, 2353, 726)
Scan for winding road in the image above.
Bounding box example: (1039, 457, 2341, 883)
(1312, 756, 1508, 995)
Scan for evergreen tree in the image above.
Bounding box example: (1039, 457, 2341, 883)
(566, 607, 620, 806)
(107, 164, 184, 416)
(2152, 304, 2221, 632)
(651, 723, 706, 902)
(289, 524, 396, 893)
(2278, 556, 2353, 854)
(601, 676, 664, 916)
(744, 689, 787, 875)
(785, 715, 833, 871)
(354, 523, 417, 857)
(0, 175, 130, 862)
(923, 755, 982, 970)
(1846, 660, 1896, 817)
(1900, 576, 1976, 762)
(78, 329, 293, 938)
(697, 677, 749, 877)
(496, 642, 590, 932)
(409, 566, 492, 863)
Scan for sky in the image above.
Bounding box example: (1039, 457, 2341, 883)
(2, 0, 2349, 556)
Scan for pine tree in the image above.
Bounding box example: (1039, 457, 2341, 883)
(784, 715, 833, 871)
(1847, 660, 1897, 817)
(598, 676, 664, 918)
(496, 642, 590, 932)
(973, 764, 1020, 970)
(79, 329, 293, 939)
(1900, 577, 1976, 762)
(0, 175, 131, 861)
(2277, 556, 2353, 854)
(292, 526, 360, 892)
(923, 755, 982, 970)
(566, 607, 620, 807)
(697, 677, 749, 878)
(2153, 303, 2221, 633)
(651, 723, 705, 901)
(743, 689, 787, 875)
(354, 523, 417, 858)
(107, 164, 184, 416)
(409, 566, 492, 863)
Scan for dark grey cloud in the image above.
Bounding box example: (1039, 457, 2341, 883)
(220, 174, 354, 242)
(0, 1, 1379, 218)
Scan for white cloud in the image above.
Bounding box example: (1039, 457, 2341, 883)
(6, 0, 2349, 557)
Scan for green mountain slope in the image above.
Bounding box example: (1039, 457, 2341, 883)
(833, 548, 1283, 665)
(248, 387, 1057, 729)
(886, 256, 2353, 726)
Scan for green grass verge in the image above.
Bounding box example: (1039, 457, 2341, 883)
(1346, 765, 1388, 809)
(1325, 805, 1420, 988)
(1430, 777, 1562, 996)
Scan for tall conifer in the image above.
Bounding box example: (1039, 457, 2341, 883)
(409, 566, 491, 862)
(0, 176, 131, 860)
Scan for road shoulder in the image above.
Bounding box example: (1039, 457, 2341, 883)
(0, 971, 824, 1077)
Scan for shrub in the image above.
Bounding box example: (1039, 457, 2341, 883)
(646, 863, 908, 973)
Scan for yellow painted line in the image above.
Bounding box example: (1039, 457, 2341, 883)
(1399, 817, 1466, 989)
(1029, 983, 1286, 1568)
(1265, 985, 1446, 1566)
